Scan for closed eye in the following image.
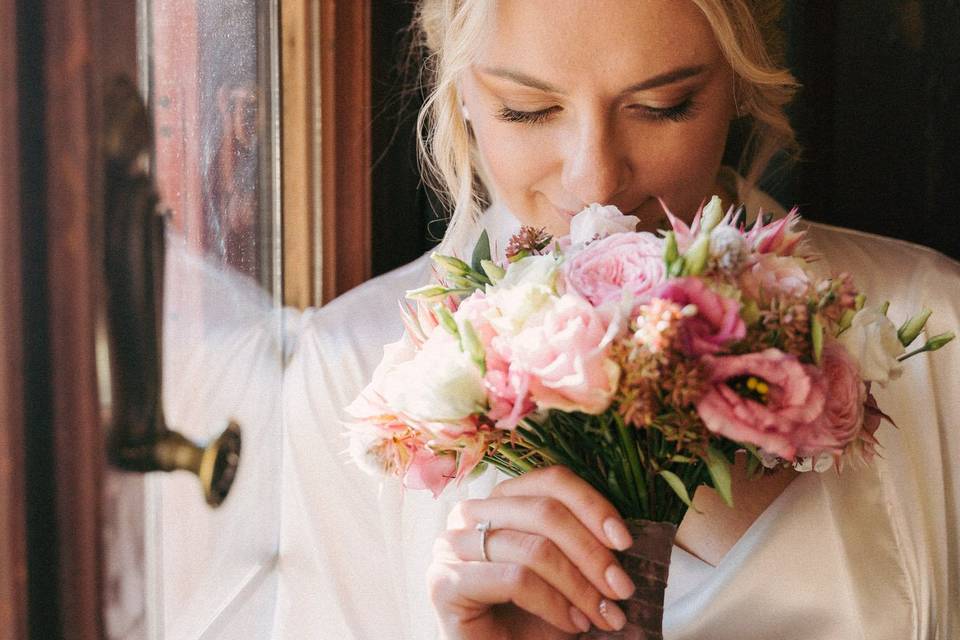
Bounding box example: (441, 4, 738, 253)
(494, 105, 560, 125)
(629, 98, 699, 123)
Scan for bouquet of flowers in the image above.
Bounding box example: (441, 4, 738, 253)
(345, 198, 953, 638)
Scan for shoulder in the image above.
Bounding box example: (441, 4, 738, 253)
(286, 253, 433, 411)
(805, 222, 960, 300)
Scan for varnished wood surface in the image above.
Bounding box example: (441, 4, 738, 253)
(0, 0, 29, 636)
(282, 0, 322, 308)
(319, 0, 372, 302)
(41, 0, 137, 637)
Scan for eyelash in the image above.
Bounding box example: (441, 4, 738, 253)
(494, 99, 699, 125)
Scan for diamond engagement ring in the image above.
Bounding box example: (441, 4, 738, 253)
(475, 520, 492, 562)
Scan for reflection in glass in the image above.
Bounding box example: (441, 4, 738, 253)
(138, 0, 282, 638)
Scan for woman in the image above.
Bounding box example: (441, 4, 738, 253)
(273, 1, 960, 638)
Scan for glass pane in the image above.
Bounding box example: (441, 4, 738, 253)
(142, 0, 282, 637)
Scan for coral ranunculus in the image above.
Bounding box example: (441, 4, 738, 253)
(696, 349, 837, 459)
(819, 340, 867, 448)
(651, 277, 746, 355)
(563, 231, 666, 309)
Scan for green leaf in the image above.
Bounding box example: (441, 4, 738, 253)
(471, 229, 492, 273)
(706, 447, 734, 508)
(658, 469, 694, 509)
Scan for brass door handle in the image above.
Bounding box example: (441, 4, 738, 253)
(99, 76, 240, 507)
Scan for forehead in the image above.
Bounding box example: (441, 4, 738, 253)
(478, 0, 721, 85)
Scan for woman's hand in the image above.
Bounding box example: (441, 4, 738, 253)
(427, 466, 637, 639)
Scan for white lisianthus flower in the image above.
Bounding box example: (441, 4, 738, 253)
(838, 306, 905, 386)
(569, 203, 639, 246)
(382, 331, 486, 422)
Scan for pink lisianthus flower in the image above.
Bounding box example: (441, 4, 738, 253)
(651, 277, 746, 355)
(509, 293, 621, 414)
(739, 253, 812, 301)
(562, 232, 666, 310)
(696, 348, 838, 459)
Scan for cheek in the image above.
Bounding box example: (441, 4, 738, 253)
(472, 120, 555, 201)
(630, 113, 731, 213)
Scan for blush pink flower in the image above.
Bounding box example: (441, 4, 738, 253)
(696, 348, 837, 459)
(483, 359, 535, 430)
(508, 294, 620, 414)
(651, 277, 746, 355)
(739, 254, 812, 301)
(818, 340, 867, 449)
(563, 232, 666, 309)
(403, 448, 457, 498)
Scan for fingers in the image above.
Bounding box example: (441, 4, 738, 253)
(449, 496, 634, 604)
(435, 527, 626, 632)
(427, 560, 592, 635)
(490, 465, 634, 551)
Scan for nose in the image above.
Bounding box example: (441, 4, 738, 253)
(560, 115, 630, 207)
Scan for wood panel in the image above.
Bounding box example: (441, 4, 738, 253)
(41, 0, 137, 636)
(0, 0, 29, 636)
(319, 0, 372, 302)
(281, 0, 322, 308)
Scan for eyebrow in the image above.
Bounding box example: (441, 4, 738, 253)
(478, 64, 709, 95)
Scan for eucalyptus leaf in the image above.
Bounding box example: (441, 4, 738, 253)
(706, 447, 734, 507)
(471, 229, 492, 273)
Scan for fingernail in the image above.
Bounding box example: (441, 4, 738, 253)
(603, 517, 632, 550)
(605, 563, 636, 600)
(599, 598, 627, 631)
(569, 606, 591, 633)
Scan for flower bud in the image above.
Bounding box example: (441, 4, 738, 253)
(480, 259, 505, 284)
(682, 235, 710, 276)
(700, 195, 723, 235)
(897, 307, 932, 347)
(925, 331, 955, 352)
(406, 284, 449, 300)
(458, 320, 486, 373)
(433, 304, 459, 337)
(431, 253, 471, 277)
(663, 231, 679, 265)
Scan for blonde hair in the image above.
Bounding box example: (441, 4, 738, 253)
(414, 0, 800, 253)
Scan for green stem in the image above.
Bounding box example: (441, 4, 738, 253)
(615, 414, 649, 516)
(497, 446, 534, 473)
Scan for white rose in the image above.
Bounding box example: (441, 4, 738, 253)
(382, 331, 486, 421)
(569, 204, 639, 246)
(499, 253, 558, 289)
(838, 306, 905, 386)
(487, 282, 557, 337)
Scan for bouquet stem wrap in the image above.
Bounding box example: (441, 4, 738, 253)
(580, 519, 677, 639)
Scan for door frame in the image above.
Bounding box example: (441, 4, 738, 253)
(3, 0, 375, 636)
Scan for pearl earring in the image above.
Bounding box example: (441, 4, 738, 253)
(461, 104, 471, 122)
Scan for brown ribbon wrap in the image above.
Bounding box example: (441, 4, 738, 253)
(579, 519, 677, 639)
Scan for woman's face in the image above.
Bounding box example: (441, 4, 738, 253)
(460, 0, 736, 236)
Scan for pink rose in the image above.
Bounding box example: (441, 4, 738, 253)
(818, 340, 866, 449)
(739, 254, 811, 301)
(652, 277, 746, 355)
(696, 349, 838, 459)
(483, 357, 535, 430)
(563, 232, 666, 309)
(508, 294, 620, 414)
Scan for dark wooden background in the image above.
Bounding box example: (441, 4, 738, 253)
(370, 0, 960, 275)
